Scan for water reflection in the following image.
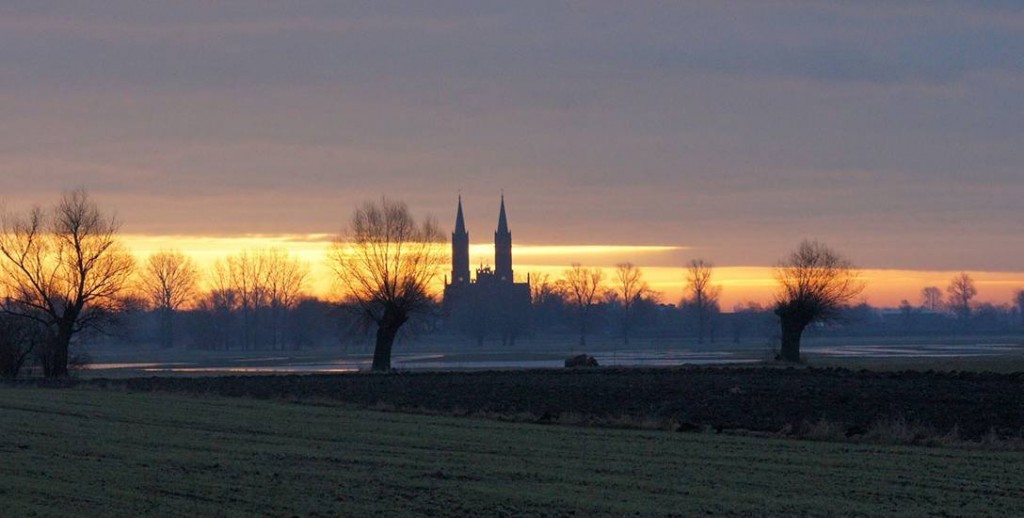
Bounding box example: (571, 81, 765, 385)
(144, 366, 360, 374)
(81, 342, 1022, 376)
(807, 343, 1021, 358)
(83, 349, 757, 375)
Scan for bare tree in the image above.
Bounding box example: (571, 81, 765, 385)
(613, 262, 652, 345)
(0, 190, 135, 377)
(529, 273, 555, 305)
(212, 253, 261, 350)
(0, 312, 45, 378)
(920, 286, 943, 312)
(773, 240, 863, 363)
(528, 272, 565, 334)
(683, 259, 721, 344)
(138, 250, 199, 348)
(556, 263, 605, 347)
(328, 198, 445, 371)
(261, 249, 310, 349)
(946, 272, 976, 321)
(192, 287, 239, 351)
(212, 248, 309, 349)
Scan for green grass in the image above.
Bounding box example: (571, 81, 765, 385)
(2, 388, 1023, 516)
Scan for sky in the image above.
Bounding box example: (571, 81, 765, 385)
(1, 2, 1022, 307)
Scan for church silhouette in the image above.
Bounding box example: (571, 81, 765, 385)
(443, 195, 531, 345)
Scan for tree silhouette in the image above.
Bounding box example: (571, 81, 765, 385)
(556, 263, 605, 347)
(684, 259, 721, 344)
(212, 248, 309, 350)
(139, 250, 199, 348)
(613, 262, 651, 345)
(0, 190, 135, 377)
(920, 286, 943, 312)
(329, 198, 445, 371)
(773, 240, 862, 363)
(259, 249, 310, 349)
(945, 272, 976, 322)
(528, 272, 565, 335)
(0, 312, 44, 378)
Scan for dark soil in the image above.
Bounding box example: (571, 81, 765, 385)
(16, 366, 1024, 440)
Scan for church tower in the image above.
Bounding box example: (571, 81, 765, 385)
(443, 192, 531, 346)
(494, 194, 513, 282)
(451, 195, 470, 285)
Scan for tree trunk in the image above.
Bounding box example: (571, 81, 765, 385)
(50, 327, 72, 378)
(160, 308, 174, 349)
(578, 309, 588, 347)
(697, 309, 705, 345)
(622, 306, 630, 345)
(371, 307, 407, 372)
(46, 306, 85, 378)
(371, 325, 396, 372)
(778, 314, 807, 363)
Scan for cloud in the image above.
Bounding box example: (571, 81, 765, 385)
(0, 2, 1021, 272)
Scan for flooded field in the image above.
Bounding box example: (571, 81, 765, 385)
(805, 342, 1022, 358)
(82, 350, 758, 376)
(75, 338, 1024, 377)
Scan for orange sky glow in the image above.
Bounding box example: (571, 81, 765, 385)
(4, 3, 1022, 299)
(122, 234, 1024, 310)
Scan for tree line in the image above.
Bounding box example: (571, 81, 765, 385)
(2, 191, 1022, 377)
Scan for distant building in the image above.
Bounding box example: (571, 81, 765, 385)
(443, 195, 531, 345)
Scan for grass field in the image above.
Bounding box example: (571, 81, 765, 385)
(2, 388, 1023, 515)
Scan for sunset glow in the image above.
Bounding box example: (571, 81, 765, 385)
(3, 2, 1021, 289)
(121, 234, 1024, 309)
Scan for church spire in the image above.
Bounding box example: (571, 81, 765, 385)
(455, 194, 467, 234)
(494, 193, 513, 282)
(496, 193, 509, 235)
(451, 195, 470, 285)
